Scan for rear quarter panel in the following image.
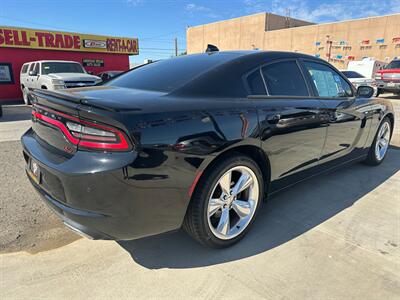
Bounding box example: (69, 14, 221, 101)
(120, 96, 260, 227)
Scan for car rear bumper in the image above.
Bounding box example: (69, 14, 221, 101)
(27, 173, 112, 239)
(21, 128, 191, 240)
(376, 80, 400, 92)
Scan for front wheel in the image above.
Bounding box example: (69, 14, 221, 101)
(184, 154, 264, 248)
(22, 87, 30, 105)
(364, 118, 391, 165)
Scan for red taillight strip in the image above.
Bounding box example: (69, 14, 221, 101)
(78, 119, 129, 150)
(32, 109, 130, 150)
(32, 111, 79, 145)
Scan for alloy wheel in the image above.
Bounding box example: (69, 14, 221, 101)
(207, 165, 259, 240)
(375, 121, 390, 161)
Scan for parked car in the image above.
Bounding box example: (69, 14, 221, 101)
(22, 51, 394, 248)
(341, 70, 378, 96)
(347, 59, 386, 79)
(20, 60, 101, 104)
(375, 59, 400, 96)
(98, 70, 123, 82)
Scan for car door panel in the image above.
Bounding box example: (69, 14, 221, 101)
(319, 98, 372, 162)
(251, 59, 328, 189)
(300, 60, 369, 164)
(257, 98, 328, 183)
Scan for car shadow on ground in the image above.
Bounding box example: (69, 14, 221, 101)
(119, 146, 400, 269)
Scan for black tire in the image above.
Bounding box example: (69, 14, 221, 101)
(183, 153, 264, 248)
(376, 88, 382, 97)
(364, 117, 392, 166)
(22, 87, 31, 105)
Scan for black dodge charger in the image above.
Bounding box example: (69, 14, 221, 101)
(22, 51, 395, 248)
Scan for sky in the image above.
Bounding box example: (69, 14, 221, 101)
(1, 0, 399, 63)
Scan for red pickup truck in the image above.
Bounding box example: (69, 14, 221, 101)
(376, 59, 400, 96)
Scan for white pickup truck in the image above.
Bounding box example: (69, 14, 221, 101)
(20, 60, 101, 104)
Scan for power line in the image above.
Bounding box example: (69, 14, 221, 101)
(0, 15, 80, 32)
(143, 29, 185, 40)
(140, 47, 175, 51)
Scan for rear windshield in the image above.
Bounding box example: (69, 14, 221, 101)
(41, 62, 85, 75)
(106, 54, 235, 92)
(385, 60, 400, 69)
(342, 71, 364, 78)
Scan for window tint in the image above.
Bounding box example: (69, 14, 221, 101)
(33, 63, 39, 74)
(261, 60, 309, 96)
(41, 62, 85, 74)
(28, 63, 35, 72)
(21, 64, 29, 74)
(342, 71, 364, 79)
(107, 54, 237, 92)
(247, 70, 266, 95)
(303, 61, 353, 97)
(385, 60, 400, 69)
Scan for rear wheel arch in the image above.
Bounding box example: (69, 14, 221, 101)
(386, 113, 394, 139)
(191, 145, 271, 202)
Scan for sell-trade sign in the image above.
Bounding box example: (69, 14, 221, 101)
(0, 26, 138, 55)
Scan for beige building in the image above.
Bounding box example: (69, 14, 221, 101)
(187, 12, 400, 68)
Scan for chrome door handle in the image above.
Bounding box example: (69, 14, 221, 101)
(268, 114, 281, 124)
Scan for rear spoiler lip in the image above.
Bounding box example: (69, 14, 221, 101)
(32, 89, 122, 112)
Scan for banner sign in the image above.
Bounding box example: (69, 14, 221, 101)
(0, 26, 138, 55)
(82, 58, 104, 67)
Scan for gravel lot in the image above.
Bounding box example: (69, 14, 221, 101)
(0, 140, 79, 254)
(0, 97, 399, 299)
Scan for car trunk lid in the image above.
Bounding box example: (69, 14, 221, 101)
(31, 90, 81, 154)
(31, 88, 135, 154)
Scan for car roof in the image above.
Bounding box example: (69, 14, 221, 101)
(171, 50, 322, 97)
(182, 50, 318, 64)
(23, 60, 81, 64)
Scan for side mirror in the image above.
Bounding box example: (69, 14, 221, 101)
(357, 86, 374, 98)
(28, 71, 37, 76)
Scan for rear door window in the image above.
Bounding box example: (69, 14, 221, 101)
(33, 63, 40, 74)
(28, 63, 35, 73)
(246, 69, 266, 95)
(303, 61, 353, 97)
(261, 60, 309, 96)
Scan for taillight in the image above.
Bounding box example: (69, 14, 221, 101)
(32, 105, 131, 151)
(375, 73, 382, 80)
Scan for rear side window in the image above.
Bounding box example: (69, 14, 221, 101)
(106, 54, 236, 92)
(33, 63, 39, 74)
(21, 64, 29, 74)
(303, 61, 353, 97)
(261, 61, 309, 96)
(246, 70, 266, 95)
(28, 63, 35, 72)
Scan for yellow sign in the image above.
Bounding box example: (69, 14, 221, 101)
(0, 26, 138, 55)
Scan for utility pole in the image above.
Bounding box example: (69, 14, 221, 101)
(326, 35, 332, 62)
(174, 37, 178, 56)
(285, 8, 291, 28)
